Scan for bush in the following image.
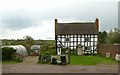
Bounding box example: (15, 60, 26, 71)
(14, 57, 23, 62)
(2, 47, 16, 61)
(38, 54, 51, 64)
(40, 45, 56, 55)
(38, 45, 56, 64)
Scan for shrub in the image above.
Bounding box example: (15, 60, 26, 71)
(14, 57, 23, 62)
(38, 45, 56, 64)
(2, 47, 16, 61)
(38, 54, 51, 64)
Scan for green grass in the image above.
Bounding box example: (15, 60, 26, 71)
(70, 55, 118, 65)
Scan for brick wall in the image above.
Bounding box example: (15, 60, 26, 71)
(98, 44, 120, 59)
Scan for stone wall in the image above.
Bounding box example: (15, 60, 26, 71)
(98, 44, 120, 59)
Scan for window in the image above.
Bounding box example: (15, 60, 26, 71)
(74, 38, 77, 41)
(74, 42, 77, 46)
(82, 35, 84, 37)
(65, 37, 70, 42)
(82, 38, 84, 41)
(62, 38, 64, 42)
(91, 38, 93, 41)
(71, 43, 73, 46)
(95, 38, 98, 41)
(84, 46, 91, 50)
(78, 35, 81, 37)
(71, 35, 73, 37)
(62, 35, 64, 37)
(74, 35, 77, 37)
(71, 38, 73, 41)
(57, 35, 60, 37)
(78, 38, 80, 41)
(85, 37, 90, 42)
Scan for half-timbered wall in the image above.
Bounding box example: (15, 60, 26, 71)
(56, 34, 98, 54)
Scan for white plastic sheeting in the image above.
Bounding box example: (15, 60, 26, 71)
(31, 45, 40, 50)
(1, 45, 28, 56)
(31, 45, 40, 55)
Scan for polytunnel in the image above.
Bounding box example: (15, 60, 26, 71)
(1, 45, 28, 56)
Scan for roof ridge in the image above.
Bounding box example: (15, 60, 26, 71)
(58, 22, 95, 24)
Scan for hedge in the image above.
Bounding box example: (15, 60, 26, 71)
(2, 47, 16, 61)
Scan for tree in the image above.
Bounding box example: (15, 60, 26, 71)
(107, 28, 120, 44)
(99, 31, 108, 43)
(23, 35, 33, 41)
(23, 35, 34, 54)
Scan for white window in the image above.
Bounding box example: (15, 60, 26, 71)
(74, 35, 77, 37)
(74, 42, 77, 46)
(74, 38, 77, 41)
(62, 38, 64, 42)
(81, 42, 84, 46)
(82, 38, 84, 41)
(78, 38, 80, 41)
(78, 35, 81, 37)
(71, 38, 73, 41)
(95, 38, 98, 41)
(71, 35, 73, 37)
(91, 35, 94, 37)
(85, 42, 87, 46)
(91, 38, 94, 41)
(71, 43, 73, 46)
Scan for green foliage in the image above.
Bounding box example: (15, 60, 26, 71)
(2, 47, 23, 62)
(23, 35, 33, 40)
(38, 54, 51, 64)
(2, 47, 16, 61)
(40, 45, 56, 55)
(99, 31, 107, 43)
(107, 28, 120, 44)
(22, 35, 34, 54)
(14, 57, 23, 62)
(99, 28, 120, 44)
(38, 45, 56, 64)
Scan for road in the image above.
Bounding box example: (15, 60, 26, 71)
(2, 56, 118, 73)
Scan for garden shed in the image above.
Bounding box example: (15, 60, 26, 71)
(1, 45, 28, 57)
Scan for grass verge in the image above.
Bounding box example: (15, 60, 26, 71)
(70, 55, 118, 65)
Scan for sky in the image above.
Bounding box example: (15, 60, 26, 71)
(0, 0, 119, 40)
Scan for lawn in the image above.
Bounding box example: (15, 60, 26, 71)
(70, 55, 118, 65)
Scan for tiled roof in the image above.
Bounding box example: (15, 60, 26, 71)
(55, 22, 98, 35)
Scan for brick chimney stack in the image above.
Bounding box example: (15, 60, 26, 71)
(95, 18, 99, 30)
(55, 19, 57, 35)
(55, 19, 57, 25)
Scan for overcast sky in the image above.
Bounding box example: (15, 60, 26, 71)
(0, 0, 119, 40)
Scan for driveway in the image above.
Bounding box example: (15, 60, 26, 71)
(2, 56, 118, 73)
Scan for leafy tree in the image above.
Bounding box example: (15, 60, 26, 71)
(23, 35, 34, 54)
(23, 35, 33, 40)
(107, 28, 120, 44)
(99, 31, 108, 43)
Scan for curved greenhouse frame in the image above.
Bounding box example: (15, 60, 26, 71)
(1, 45, 28, 57)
